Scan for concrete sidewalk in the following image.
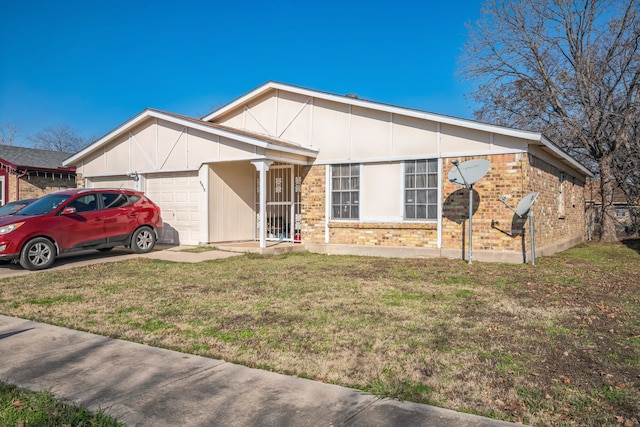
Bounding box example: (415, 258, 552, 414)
(0, 315, 521, 427)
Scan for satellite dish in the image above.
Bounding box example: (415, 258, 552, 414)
(447, 159, 491, 265)
(515, 191, 539, 217)
(448, 159, 491, 187)
(498, 191, 540, 266)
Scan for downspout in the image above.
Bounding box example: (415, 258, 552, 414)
(16, 168, 28, 201)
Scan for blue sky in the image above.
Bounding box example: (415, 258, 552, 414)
(1, 1, 483, 145)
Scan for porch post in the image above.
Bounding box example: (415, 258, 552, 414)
(251, 159, 273, 249)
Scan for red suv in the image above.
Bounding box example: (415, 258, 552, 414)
(0, 188, 163, 270)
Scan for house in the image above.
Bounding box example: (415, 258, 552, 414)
(0, 145, 77, 206)
(585, 179, 639, 238)
(63, 82, 592, 262)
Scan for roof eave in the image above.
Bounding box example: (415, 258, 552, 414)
(537, 135, 593, 177)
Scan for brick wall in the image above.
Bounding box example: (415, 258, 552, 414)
(526, 154, 587, 250)
(6, 173, 76, 201)
(300, 165, 326, 243)
(442, 153, 531, 253)
(443, 153, 586, 254)
(300, 154, 587, 257)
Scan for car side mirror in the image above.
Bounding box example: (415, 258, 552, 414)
(61, 206, 77, 215)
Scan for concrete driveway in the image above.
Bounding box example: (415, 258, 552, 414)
(0, 247, 143, 279)
(0, 244, 191, 279)
(0, 244, 242, 279)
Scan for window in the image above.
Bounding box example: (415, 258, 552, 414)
(616, 208, 627, 218)
(103, 192, 139, 208)
(405, 159, 438, 220)
(558, 173, 565, 216)
(69, 194, 98, 213)
(331, 164, 360, 220)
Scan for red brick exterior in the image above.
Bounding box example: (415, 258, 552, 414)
(5, 173, 76, 202)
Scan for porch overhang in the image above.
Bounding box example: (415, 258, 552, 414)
(63, 108, 319, 169)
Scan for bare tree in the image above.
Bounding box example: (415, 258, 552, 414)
(28, 124, 88, 153)
(613, 117, 640, 235)
(460, 0, 640, 242)
(0, 122, 19, 145)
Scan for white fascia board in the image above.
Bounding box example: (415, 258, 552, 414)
(63, 108, 317, 167)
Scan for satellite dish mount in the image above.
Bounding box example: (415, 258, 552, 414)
(499, 192, 539, 265)
(448, 159, 491, 264)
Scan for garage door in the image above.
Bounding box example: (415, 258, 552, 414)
(146, 172, 200, 245)
(88, 176, 135, 189)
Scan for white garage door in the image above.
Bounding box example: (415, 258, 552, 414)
(146, 172, 200, 245)
(88, 176, 135, 189)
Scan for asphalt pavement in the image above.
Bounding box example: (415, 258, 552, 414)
(0, 246, 524, 426)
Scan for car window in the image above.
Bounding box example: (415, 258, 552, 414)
(69, 194, 98, 213)
(17, 194, 71, 216)
(102, 193, 139, 208)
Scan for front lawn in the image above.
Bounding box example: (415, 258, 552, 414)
(0, 380, 123, 426)
(1, 241, 639, 426)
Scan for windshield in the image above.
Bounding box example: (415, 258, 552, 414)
(16, 194, 72, 216)
(0, 203, 21, 216)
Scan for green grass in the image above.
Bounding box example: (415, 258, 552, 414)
(0, 381, 123, 426)
(27, 295, 83, 306)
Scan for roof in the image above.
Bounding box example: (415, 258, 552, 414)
(64, 108, 319, 167)
(0, 145, 76, 171)
(202, 81, 593, 177)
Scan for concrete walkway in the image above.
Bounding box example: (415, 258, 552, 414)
(0, 246, 523, 426)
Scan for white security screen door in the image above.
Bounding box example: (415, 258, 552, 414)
(256, 164, 302, 242)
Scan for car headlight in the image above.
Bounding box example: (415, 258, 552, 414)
(0, 222, 24, 235)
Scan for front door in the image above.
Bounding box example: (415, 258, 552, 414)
(258, 165, 302, 242)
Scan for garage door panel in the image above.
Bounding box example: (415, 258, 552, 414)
(146, 172, 200, 245)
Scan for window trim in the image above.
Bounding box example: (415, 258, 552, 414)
(330, 163, 360, 221)
(403, 159, 438, 222)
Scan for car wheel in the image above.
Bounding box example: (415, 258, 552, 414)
(131, 226, 156, 254)
(20, 237, 56, 270)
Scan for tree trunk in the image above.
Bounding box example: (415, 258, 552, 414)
(599, 156, 618, 243)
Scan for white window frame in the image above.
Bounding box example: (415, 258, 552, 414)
(558, 173, 565, 217)
(330, 164, 360, 220)
(404, 159, 438, 221)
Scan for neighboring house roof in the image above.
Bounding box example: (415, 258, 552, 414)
(0, 145, 76, 172)
(203, 81, 593, 177)
(64, 108, 319, 167)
